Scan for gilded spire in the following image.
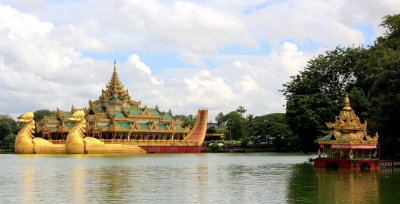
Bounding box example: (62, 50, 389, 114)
(99, 61, 130, 102)
(343, 93, 351, 110)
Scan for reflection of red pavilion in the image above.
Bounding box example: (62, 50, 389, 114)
(314, 168, 379, 203)
(314, 94, 380, 168)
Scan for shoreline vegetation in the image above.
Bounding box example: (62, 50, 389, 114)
(201, 140, 300, 153)
(282, 14, 400, 159)
(1, 14, 399, 159)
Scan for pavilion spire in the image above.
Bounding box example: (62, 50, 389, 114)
(99, 61, 130, 102)
(343, 93, 351, 110)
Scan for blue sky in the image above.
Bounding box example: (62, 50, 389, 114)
(0, 0, 398, 120)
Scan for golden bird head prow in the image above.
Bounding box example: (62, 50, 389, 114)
(18, 112, 35, 124)
(68, 110, 86, 123)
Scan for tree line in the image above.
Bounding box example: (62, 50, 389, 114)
(178, 106, 299, 151)
(282, 14, 400, 158)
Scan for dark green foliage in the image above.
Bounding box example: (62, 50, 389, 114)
(1, 134, 16, 151)
(282, 14, 400, 157)
(0, 115, 18, 134)
(223, 111, 246, 140)
(0, 120, 11, 141)
(285, 94, 336, 153)
(211, 106, 298, 151)
(253, 113, 295, 151)
(206, 126, 217, 134)
(175, 114, 197, 128)
(33, 109, 53, 124)
(0, 115, 19, 151)
(215, 112, 225, 126)
(236, 106, 247, 115)
(240, 137, 250, 147)
(283, 46, 363, 103)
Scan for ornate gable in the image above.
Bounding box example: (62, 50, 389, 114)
(319, 94, 378, 145)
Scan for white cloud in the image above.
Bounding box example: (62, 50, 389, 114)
(117, 0, 256, 53)
(0, 5, 111, 117)
(269, 42, 308, 76)
(128, 54, 152, 75)
(0, 5, 53, 40)
(240, 75, 258, 92)
(244, 0, 366, 47)
(0, 1, 399, 121)
(184, 70, 235, 104)
(50, 24, 109, 52)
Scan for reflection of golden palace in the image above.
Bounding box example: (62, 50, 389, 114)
(15, 112, 64, 154)
(66, 110, 145, 154)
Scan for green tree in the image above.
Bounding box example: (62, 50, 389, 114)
(2, 134, 16, 151)
(366, 14, 400, 158)
(285, 94, 336, 153)
(282, 46, 363, 103)
(236, 106, 247, 115)
(0, 114, 18, 151)
(0, 120, 11, 141)
(206, 126, 217, 134)
(253, 113, 297, 152)
(34, 109, 53, 124)
(0, 114, 18, 134)
(282, 14, 400, 157)
(175, 114, 197, 128)
(245, 114, 255, 138)
(222, 111, 246, 140)
(215, 112, 225, 126)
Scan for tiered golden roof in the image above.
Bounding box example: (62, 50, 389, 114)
(318, 94, 378, 145)
(37, 62, 190, 140)
(99, 61, 132, 103)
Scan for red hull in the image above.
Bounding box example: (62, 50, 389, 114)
(139, 146, 202, 153)
(314, 158, 380, 169)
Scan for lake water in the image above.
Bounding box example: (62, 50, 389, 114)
(1, 153, 399, 203)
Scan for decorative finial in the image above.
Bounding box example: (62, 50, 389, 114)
(343, 93, 351, 110)
(345, 93, 350, 105)
(114, 60, 117, 72)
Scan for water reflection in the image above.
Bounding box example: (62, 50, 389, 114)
(288, 163, 383, 204)
(22, 166, 34, 204)
(73, 167, 85, 203)
(1, 153, 309, 203)
(3, 153, 400, 203)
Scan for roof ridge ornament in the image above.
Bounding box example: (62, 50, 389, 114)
(99, 61, 132, 102)
(343, 93, 352, 110)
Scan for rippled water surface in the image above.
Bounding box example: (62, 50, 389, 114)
(1, 153, 399, 203)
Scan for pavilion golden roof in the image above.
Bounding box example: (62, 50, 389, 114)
(318, 93, 378, 145)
